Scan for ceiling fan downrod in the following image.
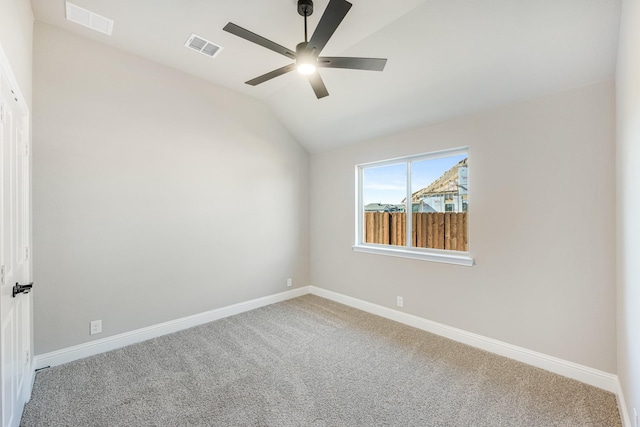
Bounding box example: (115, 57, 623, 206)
(298, 0, 314, 43)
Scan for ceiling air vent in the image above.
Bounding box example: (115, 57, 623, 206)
(65, 2, 114, 36)
(185, 34, 223, 58)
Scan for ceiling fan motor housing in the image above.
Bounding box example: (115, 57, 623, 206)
(298, 0, 314, 17)
(296, 41, 316, 68)
(296, 41, 310, 55)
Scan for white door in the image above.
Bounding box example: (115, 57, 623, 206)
(0, 57, 32, 427)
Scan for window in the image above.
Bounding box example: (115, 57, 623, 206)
(354, 147, 472, 266)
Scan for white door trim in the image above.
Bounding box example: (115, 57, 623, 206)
(0, 40, 33, 427)
(0, 43, 29, 118)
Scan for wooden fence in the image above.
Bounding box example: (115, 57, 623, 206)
(364, 212, 468, 251)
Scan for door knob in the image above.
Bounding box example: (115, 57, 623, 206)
(12, 282, 33, 298)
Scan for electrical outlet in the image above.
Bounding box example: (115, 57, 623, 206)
(633, 408, 638, 427)
(90, 320, 102, 335)
(396, 296, 403, 307)
(287, 278, 292, 287)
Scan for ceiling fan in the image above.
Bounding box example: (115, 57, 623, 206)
(223, 0, 387, 99)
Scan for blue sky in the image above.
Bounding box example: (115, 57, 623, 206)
(363, 154, 466, 205)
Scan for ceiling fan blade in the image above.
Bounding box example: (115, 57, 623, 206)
(246, 64, 297, 86)
(306, 0, 352, 56)
(307, 72, 329, 99)
(317, 57, 387, 71)
(223, 22, 296, 59)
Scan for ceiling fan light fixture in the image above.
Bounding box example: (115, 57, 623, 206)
(296, 41, 316, 75)
(296, 54, 317, 74)
(297, 63, 317, 75)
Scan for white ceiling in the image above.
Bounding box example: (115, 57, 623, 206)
(30, 0, 621, 152)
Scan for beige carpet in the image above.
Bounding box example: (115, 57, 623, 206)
(21, 295, 621, 426)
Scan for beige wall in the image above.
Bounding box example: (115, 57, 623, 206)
(32, 23, 309, 354)
(310, 81, 616, 373)
(616, 0, 640, 420)
(0, 0, 33, 106)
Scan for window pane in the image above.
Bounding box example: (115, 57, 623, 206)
(411, 155, 468, 251)
(362, 163, 406, 246)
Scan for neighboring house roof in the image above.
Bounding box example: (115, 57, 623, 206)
(405, 158, 468, 203)
(364, 203, 404, 212)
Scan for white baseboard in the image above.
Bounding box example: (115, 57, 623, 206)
(34, 284, 628, 423)
(614, 377, 633, 427)
(34, 286, 310, 369)
(309, 286, 619, 394)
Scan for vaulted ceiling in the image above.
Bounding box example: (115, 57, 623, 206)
(30, 0, 621, 152)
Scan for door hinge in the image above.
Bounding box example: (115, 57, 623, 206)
(24, 247, 29, 261)
(0, 265, 4, 284)
(25, 350, 30, 366)
(0, 102, 5, 123)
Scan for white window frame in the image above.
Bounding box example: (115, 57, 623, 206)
(353, 147, 473, 266)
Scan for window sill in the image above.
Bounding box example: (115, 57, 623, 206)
(352, 244, 474, 266)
